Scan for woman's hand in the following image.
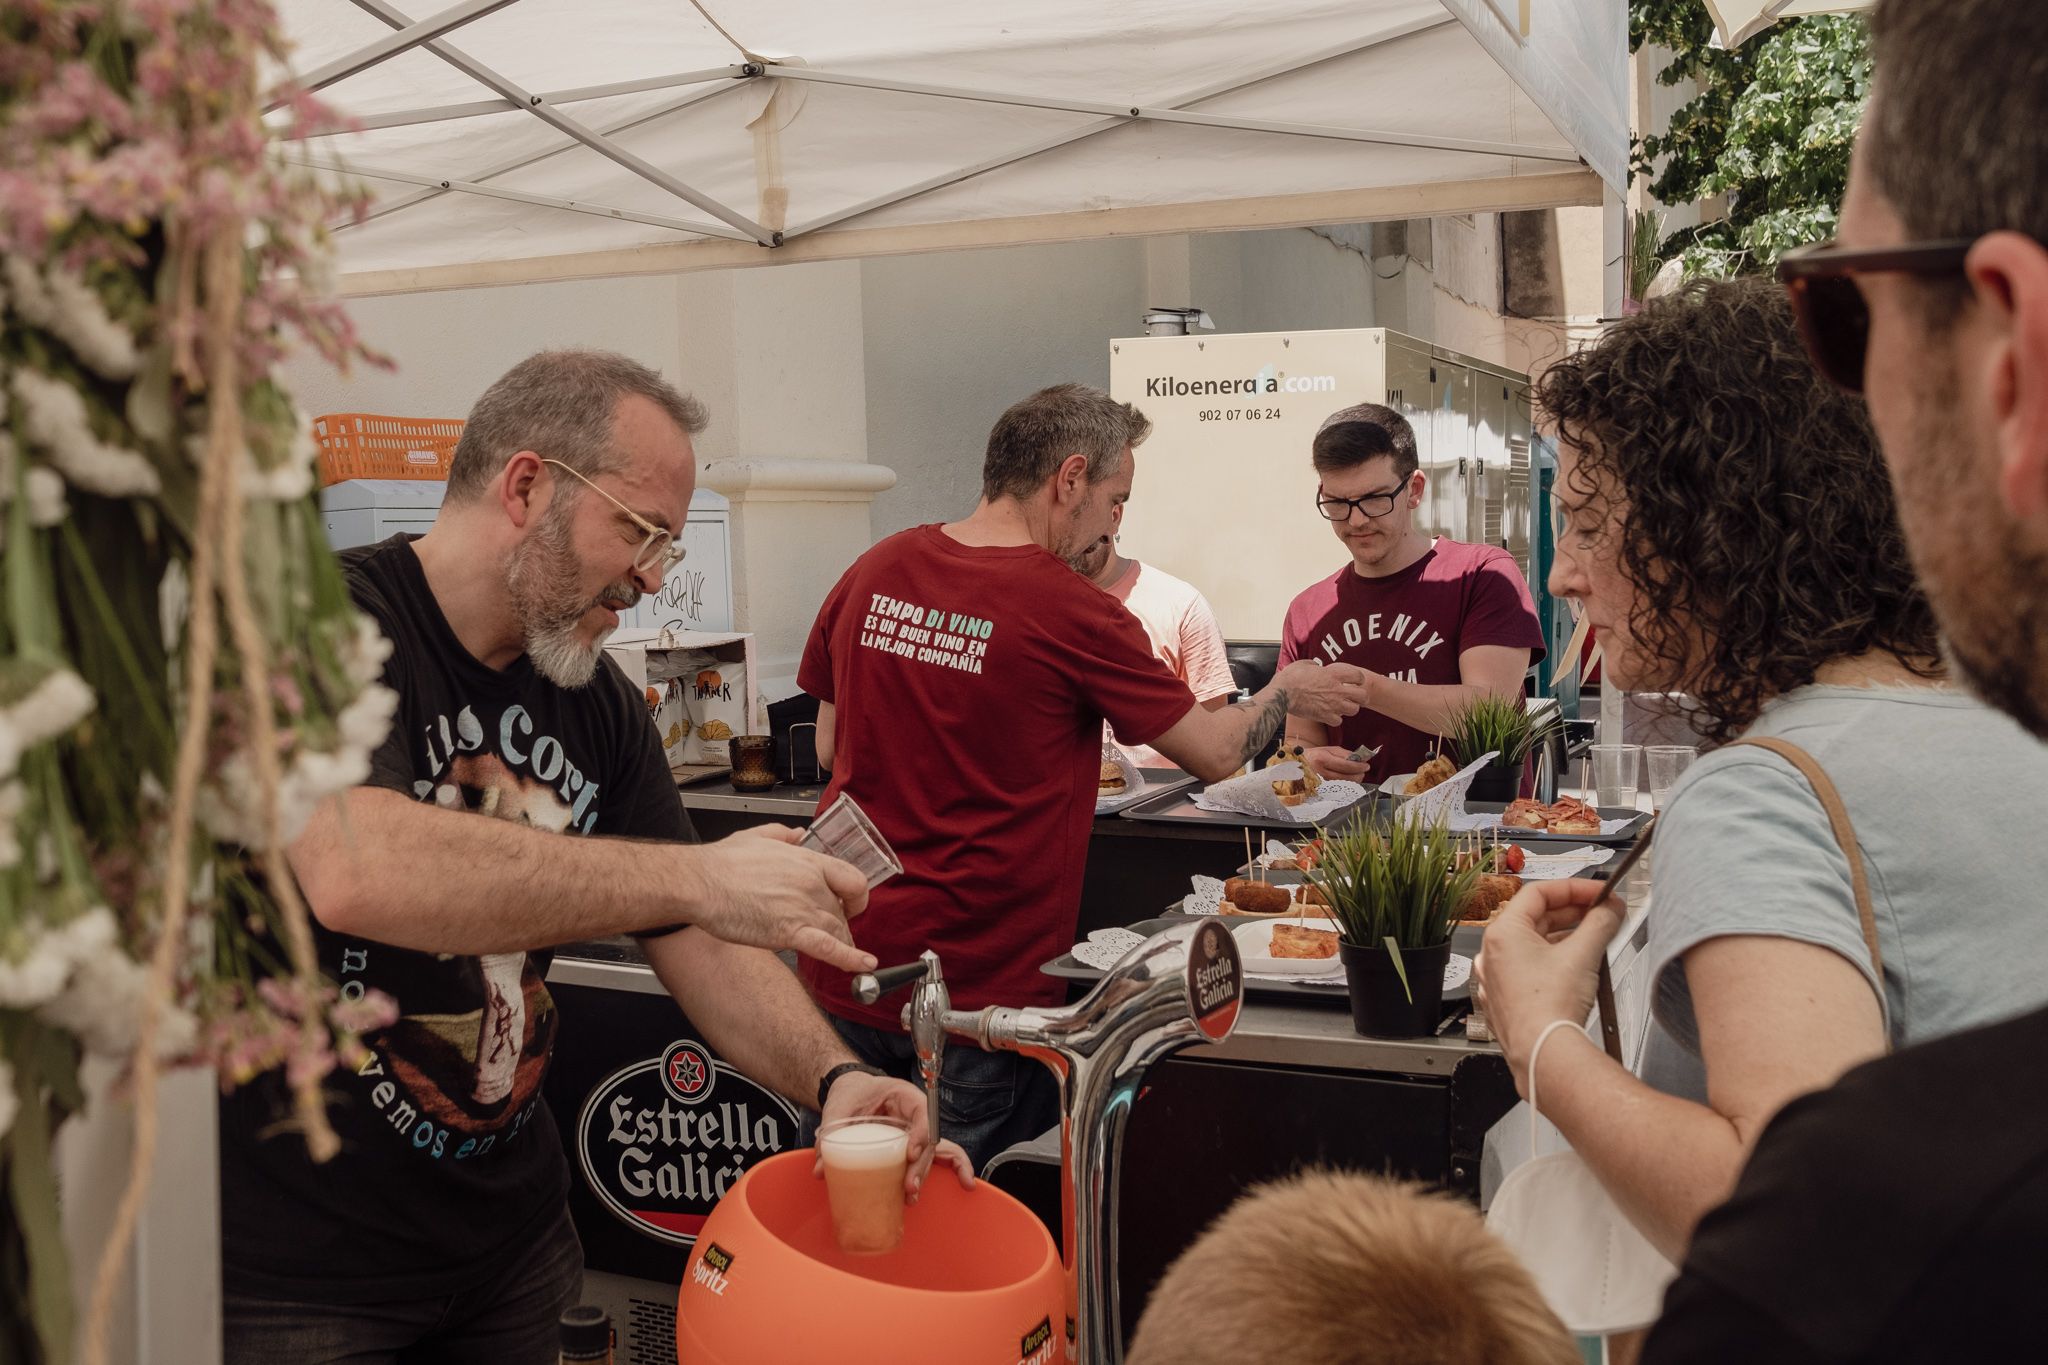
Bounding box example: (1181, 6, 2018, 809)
(1474, 878, 1627, 1095)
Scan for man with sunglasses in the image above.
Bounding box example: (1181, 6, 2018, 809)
(222, 350, 962, 1364)
(1277, 402, 1544, 786)
(1628, 2, 2048, 1358)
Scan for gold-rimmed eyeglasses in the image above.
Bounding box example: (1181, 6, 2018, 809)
(540, 458, 687, 575)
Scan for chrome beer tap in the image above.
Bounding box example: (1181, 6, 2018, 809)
(853, 919, 1244, 1365)
(852, 949, 946, 1181)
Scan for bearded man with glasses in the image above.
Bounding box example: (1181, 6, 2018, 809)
(1276, 402, 1545, 786)
(221, 349, 967, 1365)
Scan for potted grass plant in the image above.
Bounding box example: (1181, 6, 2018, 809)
(1445, 695, 1558, 802)
(1307, 817, 1483, 1037)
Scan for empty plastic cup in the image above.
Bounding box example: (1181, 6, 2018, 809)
(817, 1115, 910, 1255)
(800, 794, 903, 890)
(1646, 745, 1698, 811)
(1590, 744, 1641, 810)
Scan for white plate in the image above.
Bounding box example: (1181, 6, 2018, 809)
(1380, 772, 1419, 801)
(1230, 916, 1345, 977)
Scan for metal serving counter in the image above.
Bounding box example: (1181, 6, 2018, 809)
(562, 771, 1644, 1356)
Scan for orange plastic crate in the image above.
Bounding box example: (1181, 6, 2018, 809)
(312, 413, 465, 485)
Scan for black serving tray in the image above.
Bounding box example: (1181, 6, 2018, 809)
(1116, 783, 1386, 833)
(1460, 803, 1650, 846)
(1041, 914, 1480, 1004)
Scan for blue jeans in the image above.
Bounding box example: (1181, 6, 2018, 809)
(222, 1204, 583, 1364)
(804, 1013, 1061, 1174)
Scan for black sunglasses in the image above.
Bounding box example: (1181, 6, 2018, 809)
(1776, 238, 1976, 392)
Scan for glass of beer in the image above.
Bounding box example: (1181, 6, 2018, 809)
(817, 1114, 910, 1255)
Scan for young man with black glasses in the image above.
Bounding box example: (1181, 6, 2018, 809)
(1278, 402, 1544, 786)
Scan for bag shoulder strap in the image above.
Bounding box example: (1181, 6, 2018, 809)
(1724, 736, 1884, 984)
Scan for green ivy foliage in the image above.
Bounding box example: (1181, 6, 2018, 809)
(1632, 0, 1872, 278)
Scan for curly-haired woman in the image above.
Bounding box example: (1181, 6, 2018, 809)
(1473, 277, 2048, 1264)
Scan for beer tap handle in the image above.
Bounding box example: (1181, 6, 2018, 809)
(851, 958, 931, 1006)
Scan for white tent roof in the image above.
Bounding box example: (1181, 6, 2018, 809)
(1705, 0, 1871, 47)
(272, 1, 1625, 295)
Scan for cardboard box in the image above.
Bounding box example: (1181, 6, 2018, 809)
(603, 628, 760, 779)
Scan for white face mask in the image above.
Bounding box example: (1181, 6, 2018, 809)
(1486, 1145, 1677, 1334)
(1484, 1018, 1677, 1335)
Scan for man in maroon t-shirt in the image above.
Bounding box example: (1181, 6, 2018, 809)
(1280, 403, 1545, 787)
(799, 383, 1372, 1168)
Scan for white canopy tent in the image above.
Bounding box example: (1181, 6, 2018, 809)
(270, 0, 1627, 295)
(1705, 0, 1872, 47)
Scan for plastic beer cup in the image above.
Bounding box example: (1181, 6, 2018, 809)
(817, 1115, 910, 1255)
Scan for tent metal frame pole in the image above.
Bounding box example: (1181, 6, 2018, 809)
(348, 0, 778, 246)
(286, 157, 718, 235)
(787, 14, 1462, 237)
(340, 82, 744, 228)
(263, 0, 520, 112)
(758, 61, 1580, 164)
(282, 66, 750, 137)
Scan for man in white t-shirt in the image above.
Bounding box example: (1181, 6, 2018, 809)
(1069, 503, 1238, 766)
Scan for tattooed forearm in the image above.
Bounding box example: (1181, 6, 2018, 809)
(1235, 690, 1290, 763)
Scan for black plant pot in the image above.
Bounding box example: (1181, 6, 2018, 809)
(1338, 937, 1452, 1038)
(1465, 761, 1521, 803)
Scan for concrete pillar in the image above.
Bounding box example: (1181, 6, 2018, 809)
(59, 1063, 223, 1364)
(681, 261, 897, 704)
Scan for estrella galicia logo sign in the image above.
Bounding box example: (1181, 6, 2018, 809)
(1188, 919, 1243, 1042)
(576, 1038, 799, 1247)
(661, 1040, 713, 1103)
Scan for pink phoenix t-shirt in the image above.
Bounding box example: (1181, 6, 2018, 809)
(1277, 539, 1544, 784)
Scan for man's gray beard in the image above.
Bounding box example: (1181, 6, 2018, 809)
(526, 616, 603, 689)
(504, 506, 638, 689)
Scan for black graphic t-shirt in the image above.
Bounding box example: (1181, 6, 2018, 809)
(219, 535, 693, 1303)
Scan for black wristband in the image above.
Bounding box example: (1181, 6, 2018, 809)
(816, 1061, 888, 1112)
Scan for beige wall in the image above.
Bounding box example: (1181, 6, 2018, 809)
(858, 237, 1146, 541)
(280, 275, 685, 423)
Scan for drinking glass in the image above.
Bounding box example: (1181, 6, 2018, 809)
(817, 1114, 910, 1254)
(1590, 744, 1641, 810)
(728, 734, 776, 790)
(1645, 745, 1699, 811)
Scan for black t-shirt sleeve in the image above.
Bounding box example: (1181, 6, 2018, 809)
(1646, 1007, 2048, 1365)
(1643, 1267, 1830, 1365)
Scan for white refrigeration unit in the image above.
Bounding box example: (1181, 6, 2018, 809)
(1108, 328, 1537, 643)
(319, 479, 737, 634)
